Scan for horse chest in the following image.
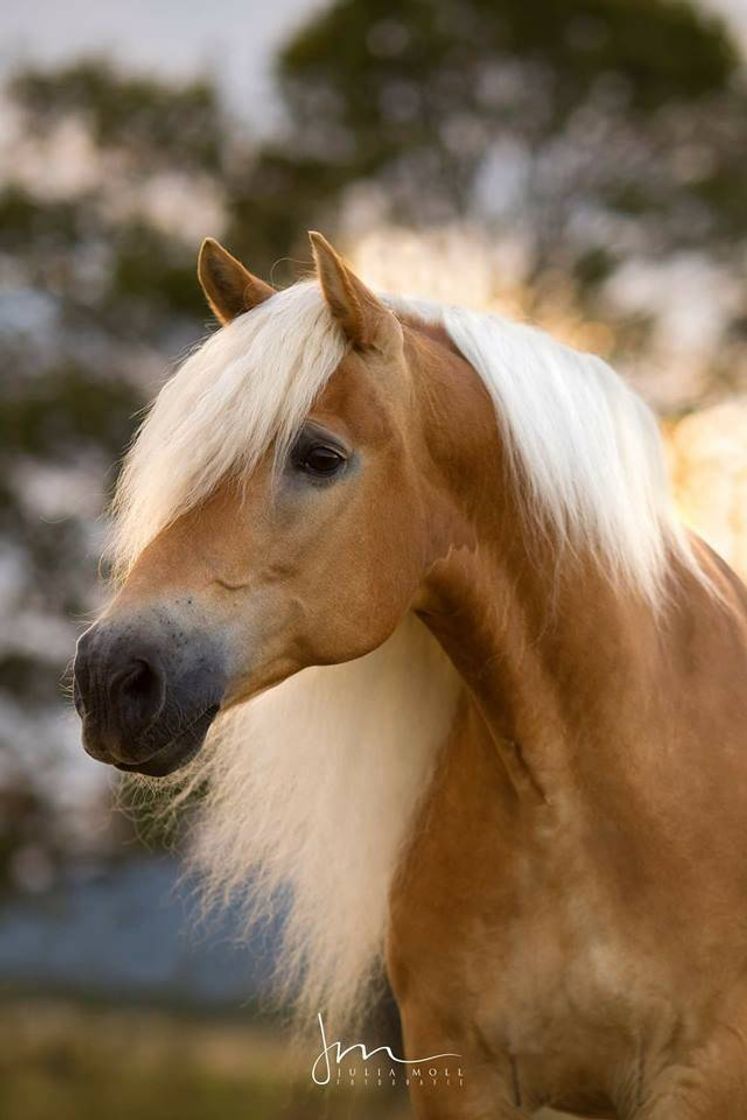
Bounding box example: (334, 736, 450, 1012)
(390, 855, 673, 1115)
(388, 777, 678, 1110)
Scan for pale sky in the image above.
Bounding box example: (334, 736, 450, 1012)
(0, 0, 325, 134)
(1, 0, 744, 137)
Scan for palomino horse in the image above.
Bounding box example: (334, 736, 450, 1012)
(74, 233, 747, 1119)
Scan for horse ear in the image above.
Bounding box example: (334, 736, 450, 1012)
(197, 238, 276, 324)
(309, 231, 397, 350)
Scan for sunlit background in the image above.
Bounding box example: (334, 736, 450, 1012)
(1, 1, 745, 1117)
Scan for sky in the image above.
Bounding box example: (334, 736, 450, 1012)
(0, 0, 326, 135)
(1, 0, 745, 136)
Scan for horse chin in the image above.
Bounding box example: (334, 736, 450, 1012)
(114, 705, 219, 778)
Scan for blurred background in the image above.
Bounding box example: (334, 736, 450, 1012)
(0, 0, 745, 1117)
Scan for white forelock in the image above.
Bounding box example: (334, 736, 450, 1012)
(110, 281, 347, 577)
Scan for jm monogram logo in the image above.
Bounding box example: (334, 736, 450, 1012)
(311, 1012, 462, 1086)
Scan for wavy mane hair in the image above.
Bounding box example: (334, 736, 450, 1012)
(112, 281, 701, 1032)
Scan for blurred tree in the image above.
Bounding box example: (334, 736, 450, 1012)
(229, 0, 745, 350)
(0, 60, 235, 880)
(11, 60, 224, 173)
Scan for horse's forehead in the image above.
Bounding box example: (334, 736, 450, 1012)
(308, 353, 398, 446)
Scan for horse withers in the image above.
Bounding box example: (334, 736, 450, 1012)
(73, 233, 747, 1118)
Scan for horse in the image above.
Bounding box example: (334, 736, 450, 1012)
(73, 231, 747, 1119)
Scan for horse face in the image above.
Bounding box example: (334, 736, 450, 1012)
(74, 236, 432, 776)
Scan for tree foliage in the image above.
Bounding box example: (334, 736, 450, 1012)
(229, 0, 745, 317)
(0, 60, 231, 878)
(11, 60, 224, 172)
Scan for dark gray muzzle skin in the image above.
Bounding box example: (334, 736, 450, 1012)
(73, 608, 227, 777)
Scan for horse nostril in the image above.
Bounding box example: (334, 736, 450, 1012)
(110, 656, 166, 733)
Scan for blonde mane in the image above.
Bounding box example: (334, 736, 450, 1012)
(112, 277, 700, 1032)
(175, 614, 459, 1033)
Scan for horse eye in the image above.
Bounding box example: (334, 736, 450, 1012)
(293, 443, 347, 478)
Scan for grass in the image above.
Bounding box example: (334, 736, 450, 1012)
(0, 998, 411, 1120)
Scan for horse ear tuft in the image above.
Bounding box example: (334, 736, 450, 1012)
(309, 231, 397, 351)
(197, 238, 276, 324)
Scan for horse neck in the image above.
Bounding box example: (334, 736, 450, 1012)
(408, 326, 664, 769)
(418, 535, 663, 774)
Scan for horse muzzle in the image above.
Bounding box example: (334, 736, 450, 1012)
(73, 615, 227, 776)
